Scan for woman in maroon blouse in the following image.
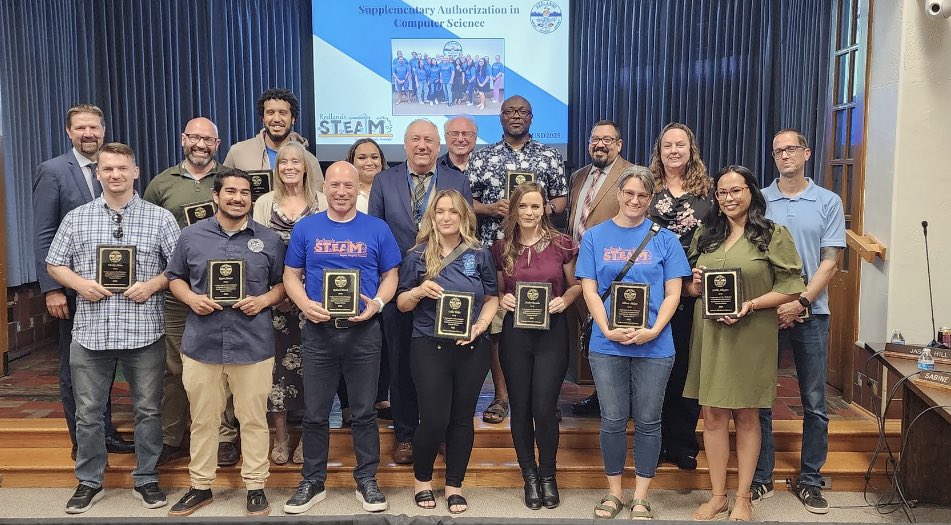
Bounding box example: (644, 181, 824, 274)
(491, 182, 581, 510)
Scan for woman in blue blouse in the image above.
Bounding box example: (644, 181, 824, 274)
(576, 167, 691, 519)
(396, 189, 499, 514)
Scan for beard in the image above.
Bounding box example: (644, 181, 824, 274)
(79, 140, 100, 155)
(186, 151, 213, 168)
(265, 127, 291, 144)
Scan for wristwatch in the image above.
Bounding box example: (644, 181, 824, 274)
(798, 296, 811, 308)
(372, 297, 386, 310)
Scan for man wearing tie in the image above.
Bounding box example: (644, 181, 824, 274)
(32, 104, 135, 459)
(566, 120, 634, 416)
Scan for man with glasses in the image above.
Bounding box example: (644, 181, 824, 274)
(166, 169, 286, 517)
(47, 142, 180, 513)
(567, 120, 635, 416)
(368, 120, 472, 465)
(224, 88, 323, 187)
(438, 116, 478, 173)
(33, 104, 135, 461)
(466, 95, 568, 425)
(144, 117, 239, 467)
(752, 129, 845, 514)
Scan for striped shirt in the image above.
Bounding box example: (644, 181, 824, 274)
(46, 194, 180, 350)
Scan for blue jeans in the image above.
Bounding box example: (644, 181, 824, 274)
(589, 351, 674, 478)
(300, 320, 382, 485)
(755, 314, 830, 488)
(416, 80, 429, 104)
(71, 338, 164, 488)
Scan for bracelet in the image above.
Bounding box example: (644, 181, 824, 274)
(747, 299, 757, 312)
(372, 297, 386, 310)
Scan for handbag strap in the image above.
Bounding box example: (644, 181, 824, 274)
(598, 222, 662, 302)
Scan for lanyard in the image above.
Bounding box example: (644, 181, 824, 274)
(406, 167, 438, 227)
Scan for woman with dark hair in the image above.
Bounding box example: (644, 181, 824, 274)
(684, 165, 804, 521)
(647, 122, 714, 471)
(474, 59, 490, 110)
(396, 189, 499, 514)
(452, 58, 467, 105)
(347, 138, 388, 213)
(413, 59, 429, 107)
(577, 167, 692, 520)
(426, 58, 440, 106)
(492, 182, 580, 510)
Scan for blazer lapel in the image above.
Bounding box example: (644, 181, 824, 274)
(67, 156, 94, 203)
(396, 164, 415, 223)
(589, 159, 627, 213)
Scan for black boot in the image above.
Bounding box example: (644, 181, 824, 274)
(540, 475, 560, 509)
(571, 391, 600, 416)
(521, 467, 543, 510)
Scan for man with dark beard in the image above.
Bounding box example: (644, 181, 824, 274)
(144, 117, 239, 466)
(566, 120, 635, 416)
(224, 88, 323, 188)
(466, 95, 568, 426)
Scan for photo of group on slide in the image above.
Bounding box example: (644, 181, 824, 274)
(391, 39, 504, 116)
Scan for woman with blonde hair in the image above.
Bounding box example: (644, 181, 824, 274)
(396, 189, 498, 514)
(252, 141, 327, 465)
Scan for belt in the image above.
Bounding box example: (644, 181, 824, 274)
(331, 318, 355, 329)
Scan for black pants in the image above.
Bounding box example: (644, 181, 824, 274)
(383, 305, 418, 442)
(336, 343, 390, 409)
(499, 312, 568, 477)
(661, 296, 701, 459)
(411, 336, 490, 487)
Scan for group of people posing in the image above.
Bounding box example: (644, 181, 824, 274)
(391, 50, 504, 109)
(33, 88, 844, 521)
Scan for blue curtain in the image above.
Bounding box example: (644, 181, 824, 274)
(0, 0, 313, 286)
(569, 0, 832, 182)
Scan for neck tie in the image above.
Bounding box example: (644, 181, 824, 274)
(90, 163, 103, 197)
(576, 168, 603, 240)
(412, 173, 428, 223)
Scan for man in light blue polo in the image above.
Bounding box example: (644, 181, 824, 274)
(752, 129, 845, 515)
(392, 57, 412, 105)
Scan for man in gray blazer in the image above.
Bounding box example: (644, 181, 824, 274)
(32, 103, 134, 457)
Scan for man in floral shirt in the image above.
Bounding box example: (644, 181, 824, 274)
(465, 95, 568, 424)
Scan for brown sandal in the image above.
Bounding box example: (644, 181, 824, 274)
(692, 493, 728, 521)
(729, 494, 753, 521)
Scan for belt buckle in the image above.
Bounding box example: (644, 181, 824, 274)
(334, 318, 352, 329)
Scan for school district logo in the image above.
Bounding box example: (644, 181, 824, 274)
(462, 254, 476, 276)
(443, 40, 463, 58)
(530, 1, 563, 34)
(248, 238, 264, 253)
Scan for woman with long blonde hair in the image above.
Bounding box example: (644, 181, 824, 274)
(396, 189, 498, 514)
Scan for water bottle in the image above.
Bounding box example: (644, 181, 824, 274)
(890, 329, 905, 344)
(918, 348, 935, 371)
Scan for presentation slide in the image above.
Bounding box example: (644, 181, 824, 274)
(312, 0, 570, 161)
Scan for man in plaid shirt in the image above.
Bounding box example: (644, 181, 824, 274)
(47, 142, 180, 514)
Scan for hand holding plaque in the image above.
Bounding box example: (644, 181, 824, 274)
(609, 282, 649, 329)
(323, 269, 360, 317)
(436, 291, 475, 340)
(702, 268, 743, 319)
(208, 259, 246, 305)
(97, 245, 136, 291)
(514, 282, 551, 330)
(182, 201, 215, 226)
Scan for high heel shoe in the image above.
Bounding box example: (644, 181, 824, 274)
(521, 467, 543, 510)
(539, 475, 560, 509)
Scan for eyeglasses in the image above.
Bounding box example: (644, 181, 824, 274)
(184, 134, 219, 146)
(501, 108, 531, 118)
(619, 189, 652, 202)
(589, 136, 619, 146)
(446, 131, 476, 138)
(771, 145, 805, 158)
(714, 186, 749, 201)
(111, 211, 123, 240)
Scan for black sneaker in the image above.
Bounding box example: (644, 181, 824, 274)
(283, 480, 326, 514)
(355, 478, 388, 512)
(246, 489, 270, 516)
(65, 484, 103, 514)
(750, 480, 774, 504)
(133, 482, 167, 509)
(167, 487, 213, 517)
(793, 480, 829, 514)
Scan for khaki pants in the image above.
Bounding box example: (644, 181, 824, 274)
(182, 354, 273, 490)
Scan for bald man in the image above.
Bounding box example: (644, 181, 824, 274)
(144, 117, 240, 467)
(283, 162, 402, 514)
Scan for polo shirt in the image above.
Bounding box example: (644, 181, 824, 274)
(491, 61, 504, 77)
(285, 211, 402, 309)
(46, 194, 180, 350)
(165, 216, 285, 364)
(144, 162, 227, 228)
(762, 178, 845, 315)
(397, 244, 498, 339)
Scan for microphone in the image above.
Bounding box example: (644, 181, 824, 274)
(922, 221, 945, 348)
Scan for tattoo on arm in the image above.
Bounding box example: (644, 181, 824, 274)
(820, 247, 844, 262)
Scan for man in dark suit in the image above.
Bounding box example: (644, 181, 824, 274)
(368, 119, 472, 464)
(566, 120, 634, 416)
(32, 103, 134, 457)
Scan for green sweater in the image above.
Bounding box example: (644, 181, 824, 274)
(144, 162, 227, 228)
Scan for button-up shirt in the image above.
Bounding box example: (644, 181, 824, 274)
(466, 137, 567, 245)
(165, 216, 285, 364)
(46, 194, 180, 351)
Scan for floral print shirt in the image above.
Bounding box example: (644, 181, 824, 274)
(649, 187, 714, 252)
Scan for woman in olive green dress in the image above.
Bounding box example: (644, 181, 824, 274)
(683, 166, 803, 521)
